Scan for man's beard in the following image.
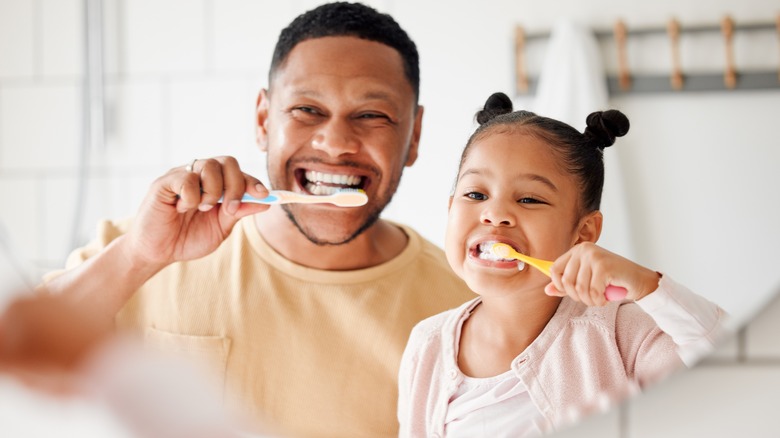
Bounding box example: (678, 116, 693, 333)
(282, 202, 385, 246)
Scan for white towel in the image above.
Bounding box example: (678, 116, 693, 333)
(530, 18, 635, 259)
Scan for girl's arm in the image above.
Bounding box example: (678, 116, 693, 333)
(634, 274, 727, 366)
(546, 242, 728, 366)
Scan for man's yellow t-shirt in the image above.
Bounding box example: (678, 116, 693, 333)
(65, 216, 474, 438)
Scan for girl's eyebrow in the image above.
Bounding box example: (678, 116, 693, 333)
(459, 168, 558, 192)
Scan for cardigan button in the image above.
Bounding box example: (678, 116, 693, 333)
(448, 369, 458, 379)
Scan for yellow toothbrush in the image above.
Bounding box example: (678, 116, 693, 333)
(490, 242, 627, 301)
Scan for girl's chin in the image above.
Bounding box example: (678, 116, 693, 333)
(464, 275, 549, 298)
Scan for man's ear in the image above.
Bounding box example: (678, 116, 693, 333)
(404, 105, 424, 167)
(256, 89, 270, 152)
(575, 210, 603, 245)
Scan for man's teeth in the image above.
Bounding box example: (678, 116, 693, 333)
(306, 184, 339, 195)
(304, 170, 362, 186)
(303, 170, 363, 196)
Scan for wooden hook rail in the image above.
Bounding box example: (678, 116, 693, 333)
(515, 17, 780, 94)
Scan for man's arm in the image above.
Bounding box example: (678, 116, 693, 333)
(41, 156, 270, 322)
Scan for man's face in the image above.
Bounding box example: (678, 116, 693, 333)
(256, 36, 422, 245)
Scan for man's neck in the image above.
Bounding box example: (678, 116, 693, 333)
(253, 207, 408, 270)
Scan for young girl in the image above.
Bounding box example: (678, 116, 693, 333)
(397, 92, 726, 437)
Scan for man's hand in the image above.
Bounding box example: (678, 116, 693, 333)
(121, 156, 270, 269)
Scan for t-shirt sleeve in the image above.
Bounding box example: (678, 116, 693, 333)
(41, 218, 132, 283)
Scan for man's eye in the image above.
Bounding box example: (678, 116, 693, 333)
(465, 192, 487, 201)
(293, 106, 319, 115)
(357, 113, 388, 120)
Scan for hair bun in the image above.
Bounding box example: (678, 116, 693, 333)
(584, 110, 630, 149)
(476, 92, 513, 125)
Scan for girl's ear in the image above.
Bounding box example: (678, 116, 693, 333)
(575, 210, 603, 244)
(447, 196, 454, 211)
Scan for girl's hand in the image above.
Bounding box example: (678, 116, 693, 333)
(544, 242, 661, 306)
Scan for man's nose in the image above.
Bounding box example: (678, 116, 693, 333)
(311, 118, 360, 157)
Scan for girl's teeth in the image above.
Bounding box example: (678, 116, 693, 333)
(477, 241, 515, 262)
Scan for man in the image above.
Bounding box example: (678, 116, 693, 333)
(44, 3, 473, 437)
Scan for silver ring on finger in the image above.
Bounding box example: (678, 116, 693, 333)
(185, 158, 198, 173)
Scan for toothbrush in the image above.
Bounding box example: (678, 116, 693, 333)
(490, 242, 628, 301)
(219, 189, 368, 207)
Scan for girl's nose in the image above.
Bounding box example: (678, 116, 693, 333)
(480, 205, 516, 227)
(311, 118, 360, 157)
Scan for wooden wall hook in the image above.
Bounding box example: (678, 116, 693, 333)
(667, 18, 683, 90)
(515, 25, 529, 94)
(614, 20, 631, 91)
(721, 15, 737, 89)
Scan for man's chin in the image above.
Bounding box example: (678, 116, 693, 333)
(283, 206, 381, 246)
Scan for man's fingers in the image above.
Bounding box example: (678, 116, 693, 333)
(224, 176, 271, 220)
(219, 157, 248, 216)
(176, 172, 203, 213)
(198, 159, 225, 211)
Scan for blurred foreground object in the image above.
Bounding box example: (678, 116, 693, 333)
(0, 293, 272, 438)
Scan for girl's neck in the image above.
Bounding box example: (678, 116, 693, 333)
(458, 290, 561, 378)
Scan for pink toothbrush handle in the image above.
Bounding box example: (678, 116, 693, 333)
(605, 285, 628, 301)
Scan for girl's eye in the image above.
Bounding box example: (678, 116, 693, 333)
(518, 197, 543, 204)
(465, 192, 487, 201)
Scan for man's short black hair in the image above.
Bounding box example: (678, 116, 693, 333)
(270, 2, 420, 102)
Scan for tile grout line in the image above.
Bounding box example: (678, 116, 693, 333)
(161, 76, 172, 166)
(204, 0, 215, 75)
(34, 0, 43, 81)
(737, 326, 748, 362)
(619, 403, 629, 438)
(0, 84, 3, 170)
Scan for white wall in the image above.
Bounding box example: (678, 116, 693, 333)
(1, 0, 779, 436)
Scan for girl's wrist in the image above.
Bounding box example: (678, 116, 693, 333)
(634, 269, 662, 301)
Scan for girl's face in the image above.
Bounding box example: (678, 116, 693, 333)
(445, 130, 601, 297)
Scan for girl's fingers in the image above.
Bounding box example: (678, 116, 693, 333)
(575, 263, 596, 306)
(549, 252, 571, 296)
(559, 255, 582, 300)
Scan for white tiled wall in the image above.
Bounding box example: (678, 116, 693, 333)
(41, 0, 84, 77)
(745, 293, 780, 359)
(1, 0, 779, 436)
(0, 0, 278, 268)
(122, 0, 208, 75)
(0, 83, 82, 170)
(0, 0, 35, 78)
